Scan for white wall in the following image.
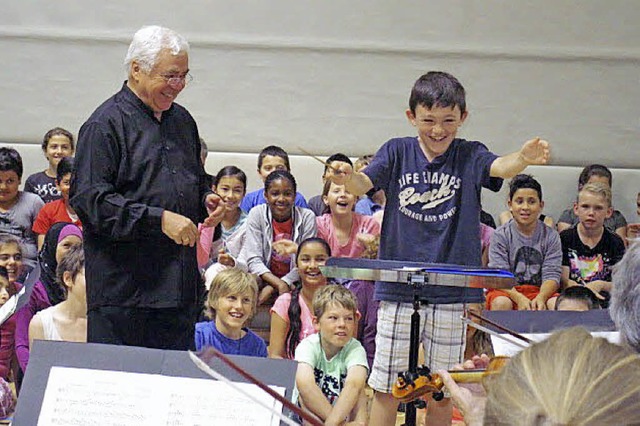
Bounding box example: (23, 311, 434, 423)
(0, 1, 638, 220)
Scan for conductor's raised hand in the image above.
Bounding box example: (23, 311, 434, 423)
(326, 161, 353, 186)
(519, 137, 550, 165)
(203, 193, 225, 228)
(162, 210, 199, 246)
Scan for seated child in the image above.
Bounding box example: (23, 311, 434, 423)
(486, 175, 562, 311)
(0, 265, 16, 381)
(242, 170, 316, 304)
(0, 148, 44, 269)
(28, 244, 86, 345)
(353, 155, 386, 216)
(557, 164, 627, 242)
(317, 180, 381, 259)
(14, 223, 83, 372)
(0, 236, 24, 381)
(269, 238, 330, 359)
(307, 153, 353, 216)
(194, 268, 267, 357)
(554, 286, 599, 311)
(294, 284, 368, 426)
(32, 156, 83, 250)
(240, 145, 308, 213)
(560, 182, 626, 308)
(197, 166, 249, 287)
(24, 127, 75, 203)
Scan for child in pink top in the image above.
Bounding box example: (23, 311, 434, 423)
(269, 238, 331, 359)
(316, 181, 380, 259)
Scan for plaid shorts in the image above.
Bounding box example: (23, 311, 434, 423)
(368, 301, 467, 393)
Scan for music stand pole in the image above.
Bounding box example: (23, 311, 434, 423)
(404, 273, 427, 426)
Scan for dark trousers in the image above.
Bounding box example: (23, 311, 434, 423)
(87, 306, 198, 351)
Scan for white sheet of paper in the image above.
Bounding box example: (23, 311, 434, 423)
(491, 331, 620, 357)
(37, 366, 285, 426)
(0, 285, 25, 325)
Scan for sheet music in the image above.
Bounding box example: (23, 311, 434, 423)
(37, 367, 285, 426)
(491, 331, 620, 357)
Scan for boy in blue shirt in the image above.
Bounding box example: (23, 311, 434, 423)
(240, 145, 308, 213)
(195, 268, 267, 357)
(330, 71, 551, 425)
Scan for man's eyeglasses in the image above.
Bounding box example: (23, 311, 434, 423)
(158, 73, 193, 87)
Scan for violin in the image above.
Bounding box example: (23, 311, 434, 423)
(391, 356, 509, 403)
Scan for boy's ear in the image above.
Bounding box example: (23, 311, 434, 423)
(322, 195, 329, 206)
(355, 311, 361, 322)
(573, 201, 579, 215)
(405, 109, 416, 126)
(312, 315, 320, 332)
(460, 110, 469, 123)
(606, 206, 613, 219)
(540, 200, 545, 211)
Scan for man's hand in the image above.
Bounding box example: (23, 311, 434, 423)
(437, 354, 490, 426)
(519, 137, 550, 165)
(162, 210, 198, 246)
(203, 193, 225, 227)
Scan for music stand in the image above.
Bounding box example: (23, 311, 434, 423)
(321, 257, 514, 426)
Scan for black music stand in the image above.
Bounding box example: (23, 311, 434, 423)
(321, 257, 514, 426)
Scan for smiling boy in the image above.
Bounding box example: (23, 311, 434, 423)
(24, 127, 75, 204)
(485, 175, 561, 311)
(295, 284, 368, 426)
(329, 71, 551, 425)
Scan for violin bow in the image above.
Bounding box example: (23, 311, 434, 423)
(466, 310, 532, 346)
(190, 348, 323, 426)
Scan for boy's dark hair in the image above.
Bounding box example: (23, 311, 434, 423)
(578, 164, 612, 189)
(555, 286, 599, 311)
(213, 165, 247, 191)
(264, 169, 297, 193)
(0, 148, 23, 179)
(285, 237, 332, 358)
(324, 153, 352, 175)
(56, 244, 85, 297)
(508, 174, 543, 201)
(0, 266, 8, 284)
(409, 71, 466, 115)
(257, 145, 290, 171)
(56, 156, 75, 183)
(42, 127, 75, 151)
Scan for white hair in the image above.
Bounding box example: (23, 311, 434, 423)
(610, 242, 640, 353)
(124, 25, 189, 74)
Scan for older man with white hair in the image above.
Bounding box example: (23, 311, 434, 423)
(610, 242, 640, 352)
(70, 26, 223, 350)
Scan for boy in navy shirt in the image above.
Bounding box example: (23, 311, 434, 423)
(330, 71, 551, 425)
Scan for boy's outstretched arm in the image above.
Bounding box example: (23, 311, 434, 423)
(325, 365, 368, 426)
(328, 162, 373, 197)
(490, 138, 550, 179)
(296, 363, 333, 421)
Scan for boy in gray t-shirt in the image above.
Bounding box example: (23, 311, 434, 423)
(0, 148, 44, 269)
(486, 175, 562, 311)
